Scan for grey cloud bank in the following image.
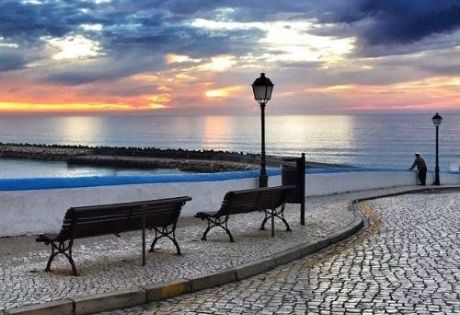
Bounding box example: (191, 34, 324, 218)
(0, 0, 459, 113)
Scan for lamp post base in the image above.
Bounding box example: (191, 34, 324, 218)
(259, 174, 268, 188)
(433, 167, 440, 185)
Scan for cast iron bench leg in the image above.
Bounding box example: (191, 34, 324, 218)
(201, 221, 212, 241)
(277, 204, 291, 232)
(261, 204, 291, 235)
(259, 211, 269, 231)
(171, 234, 182, 255)
(201, 216, 234, 242)
(44, 240, 78, 276)
(150, 226, 182, 255)
(45, 249, 58, 272)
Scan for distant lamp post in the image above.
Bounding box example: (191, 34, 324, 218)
(432, 112, 443, 185)
(252, 73, 274, 187)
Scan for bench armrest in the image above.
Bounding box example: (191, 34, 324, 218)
(36, 233, 60, 243)
(195, 211, 219, 219)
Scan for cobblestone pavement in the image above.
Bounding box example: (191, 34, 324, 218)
(100, 189, 460, 315)
(1, 188, 360, 311)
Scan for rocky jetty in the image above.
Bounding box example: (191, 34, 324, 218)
(67, 155, 254, 172)
(0, 143, 257, 173)
(0, 143, 342, 173)
(0, 144, 89, 161)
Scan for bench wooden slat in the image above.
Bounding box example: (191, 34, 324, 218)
(71, 205, 180, 222)
(256, 189, 284, 210)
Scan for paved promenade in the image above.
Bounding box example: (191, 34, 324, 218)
(1, 189, 360, 312)
(100, 188, 460, 315)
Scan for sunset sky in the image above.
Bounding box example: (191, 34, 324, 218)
(0, 0, 460, 114)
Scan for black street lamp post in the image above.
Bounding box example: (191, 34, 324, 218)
(432, 112, 443, 185)
(252, 73, 274, 188)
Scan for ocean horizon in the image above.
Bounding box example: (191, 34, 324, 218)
(0, 113, 458, 172)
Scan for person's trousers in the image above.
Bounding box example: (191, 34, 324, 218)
(418, 168, 427, 185)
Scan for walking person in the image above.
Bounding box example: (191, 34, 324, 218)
(409, 153, 427, 185)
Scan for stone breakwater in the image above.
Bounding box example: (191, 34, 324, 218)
(0, 143, 257, 173)
(0, 144, 89, 161)
(67, 155, 255, 172)
(0, 143, 341, 173)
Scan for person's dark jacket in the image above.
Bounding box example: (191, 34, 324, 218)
(410, 156, 427, 170)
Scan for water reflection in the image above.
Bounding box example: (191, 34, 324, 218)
(202, 116, 234, 151)
(0, 158, 187, 178)
(53, 116, 103, 145)
(267, 115, 354, 156)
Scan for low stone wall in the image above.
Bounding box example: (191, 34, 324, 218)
(0, 177, 259, 236)
(1, 169, 459, 237)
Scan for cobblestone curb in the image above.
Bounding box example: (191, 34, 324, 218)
(4, 299, 73, 315)
(4, 202, 365, 315)
(352, 185, 460, 204)
(349, 186, 460, 239)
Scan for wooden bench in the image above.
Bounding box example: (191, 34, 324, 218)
(36, 196, 192, 275)
(195, 186, 294, 242)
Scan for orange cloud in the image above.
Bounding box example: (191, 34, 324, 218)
(306, 76, 460, 111)
(205, 86, 244, 98)
(0, 101, 157, 113)
(165, 54, 201, 64)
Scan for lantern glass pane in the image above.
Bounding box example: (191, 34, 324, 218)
(265, 85, 273, 101)
(253, 85, 268, 101)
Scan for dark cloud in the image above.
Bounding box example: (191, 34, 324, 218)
(45, 71, 103, 85)
(148, 0, 460, 47)
(81, 83, 157, 97)
(333, 0, 460, 45)
(2, 0, 459, 53)
(104, 27, 258, 58)
(0, 1, 100, 41)
(42, 53, 164, 85)
(96, 2, 265, 59)
(0, 0, 265, 82)
(0, 49, 27, 71)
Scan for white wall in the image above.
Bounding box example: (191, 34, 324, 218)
(271, 170, 460, 196)
(0, 178, 258, 237)
(306, 171, 420, 195)
(1, 170, 459, 237)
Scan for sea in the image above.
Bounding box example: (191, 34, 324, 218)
(0, 113, 459, 178)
